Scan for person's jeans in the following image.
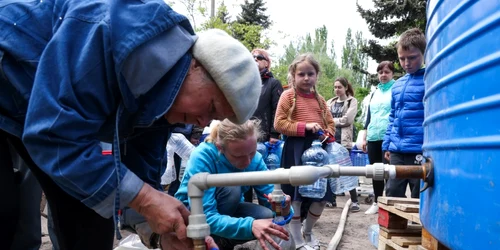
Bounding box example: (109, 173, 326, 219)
(0, 132, 19, 249)
(0, 130, 114, 250)
(10, 151, 42, 250)
(386, 152, 421, 198)
(212, 186, 273, 250)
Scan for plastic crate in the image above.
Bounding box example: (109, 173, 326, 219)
(350, 149, 369, 166)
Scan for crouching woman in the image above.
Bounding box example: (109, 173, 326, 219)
(175, 119, 292, 250)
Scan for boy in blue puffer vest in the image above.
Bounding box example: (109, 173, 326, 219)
(382, 28, 426, 198)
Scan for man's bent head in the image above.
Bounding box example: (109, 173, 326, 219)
(166, 29, 261, 126)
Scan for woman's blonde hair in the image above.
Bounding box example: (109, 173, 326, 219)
(205, 119, 263, 148)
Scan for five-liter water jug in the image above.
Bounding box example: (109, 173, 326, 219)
(299, 140, 328, 198)
(257, 142, 268, 159)
(264, 141, 283, 170)
(326, 142, 358, 194)
(368, 224, 379, 248)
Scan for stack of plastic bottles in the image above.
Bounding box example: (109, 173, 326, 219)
(299, 140, 329, 199)
(326, 142, 358, 195)
(263, 140, 284, 171)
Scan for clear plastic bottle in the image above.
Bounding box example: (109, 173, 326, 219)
(264, 141, 284, 171)
(298, 140, 328, 198)
(368, 224, 379, 248)
(257, 142, 268, 159)
(265, 153, 280, 170)
(325, 142, 357, 194)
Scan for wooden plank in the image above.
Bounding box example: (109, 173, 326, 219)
(379, 203, 421, 224)
(380, 224, 422, 233)
(379, 228, 422, 239)
(395, 203, 420, 213)
(378, 235, 397, 250)
(379, 208, 408, 229)
(379, 235, 417, 250)
(391, 236, 422, 247)
(417, 246, 429, 250)
(421, 228, 451, 250)
(378, 197, 420, 206)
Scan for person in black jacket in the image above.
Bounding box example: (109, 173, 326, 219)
(251, 49, 283, 143)
(244, 48, 283, 203)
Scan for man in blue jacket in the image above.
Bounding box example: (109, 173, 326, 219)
(382, 28, 426, 199)
(0, 1, 261, 249)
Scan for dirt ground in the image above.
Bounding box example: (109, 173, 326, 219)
(313, 194, 378, 250)
(40, 187, 378, 250)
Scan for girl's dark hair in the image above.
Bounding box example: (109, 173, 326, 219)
(376, 61, 395, 73)
(334, 77, 354, 97)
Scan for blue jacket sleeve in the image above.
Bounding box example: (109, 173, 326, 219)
(382, 90, 395, 152)
(22, 18, 143, 218)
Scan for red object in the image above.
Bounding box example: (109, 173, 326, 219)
(378, 207, 408, 229)
(102, 150, 112, 155)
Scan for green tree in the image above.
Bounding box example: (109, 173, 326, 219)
(236, 0, 272, 29)
(198, 4, 271, 50)
(271, 25, 343, 100)
(341, 28, 369, 88)
(216, 1, 231, 24)
(178, 0, 199, 29)
(357, 0, 427, 64)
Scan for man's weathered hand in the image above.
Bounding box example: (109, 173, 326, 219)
(130, 184, 191, 243)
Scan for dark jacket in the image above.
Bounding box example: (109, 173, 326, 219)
(0, 0, 194, 218)
(382, 68, 425, 153)
(252, 70, 283, 141)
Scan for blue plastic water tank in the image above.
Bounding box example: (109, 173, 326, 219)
(423, 1, 500, 249)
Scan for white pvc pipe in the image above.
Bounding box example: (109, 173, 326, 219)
(186, 163, 395, 247)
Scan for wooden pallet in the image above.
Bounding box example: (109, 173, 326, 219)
(377, 197, 422, 250)
(378, 197, 421, 225)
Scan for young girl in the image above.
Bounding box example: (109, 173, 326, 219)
(274, 53, 335, 250)
(326, 77, 360, 212)
(175, 119, 292, 250)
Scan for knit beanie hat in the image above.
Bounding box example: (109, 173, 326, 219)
(192, 29, 261, 124)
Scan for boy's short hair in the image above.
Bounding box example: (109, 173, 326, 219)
(397, 28, 426, 55)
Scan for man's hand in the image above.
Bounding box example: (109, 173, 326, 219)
(362, 140, 367, 153)
(384, 151, 391, 162)
(129, 184, 190, 243)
